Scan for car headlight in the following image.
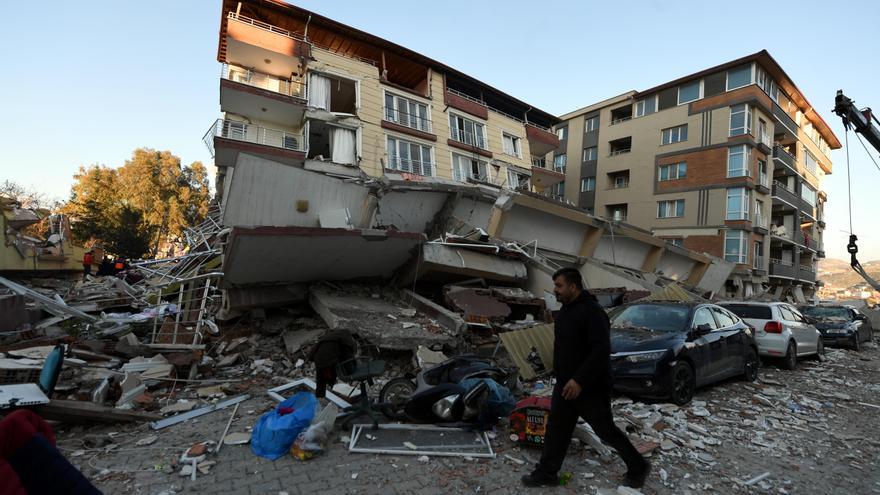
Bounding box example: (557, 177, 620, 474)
(431, 394, 459, 420)
(624, 350, 668, 363)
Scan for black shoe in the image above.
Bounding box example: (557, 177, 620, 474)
(521, 472, 559, 487)
(623, 461, 651, 489)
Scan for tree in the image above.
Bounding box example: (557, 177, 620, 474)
(0, 180, 55, 210)
(62, 148, 211, 258)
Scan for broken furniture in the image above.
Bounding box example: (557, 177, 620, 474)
(335, 357, 387, 430)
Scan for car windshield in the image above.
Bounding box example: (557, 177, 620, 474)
(609, 304, 690, 333)
(722, 304, 771, 319)
(800, 306, 851, 320)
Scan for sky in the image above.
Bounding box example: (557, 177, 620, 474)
(1, 0, 878, 260)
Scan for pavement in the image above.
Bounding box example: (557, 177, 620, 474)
(56, 336, 880, 495)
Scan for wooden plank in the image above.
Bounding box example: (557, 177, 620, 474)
(31, 399, 161, 424)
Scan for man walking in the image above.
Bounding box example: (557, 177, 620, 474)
(522, 268, 649, 488)
(81, 250, 94, 281)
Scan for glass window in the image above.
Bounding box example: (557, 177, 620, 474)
(724, 230, 749, 263)
(678, 81, 701, 104)
(449, 114, 486, 149)
(609, 304, 691, 333)
(726, 187, 750, 220)
(451, 153, 488, 182)
(803, 147, 819, 176)
(580, 177, 595, 192)
(712, 307, 737, 328)
(659, 162, 686, 181)
(635, 97, 656, 117)
(729, 104, 752, 136)
(583, 146, 598, 162)
(386, 136, 433, 176)
(778, 305, 796, 321)
(692, 308, 718, 330)
(726, 64, 752, 91)
(727, 145, 750, 177)
(723, 304, 772, 320)
(662, 124, 688, 145)
(549, 181, 565, 199)
(502, 133, 521, 157)
(553, 154, 567, 173)
(556, 127, 568, 140)
(801, 183, 817, 206)
(385, 92, 430, 132)
(584, 116, 599, 132)
(657, 200, 685, 218)
(507, 169, 530, 190)
(800, 306, 851, 320)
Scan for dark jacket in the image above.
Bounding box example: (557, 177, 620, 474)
(553, 291, 611, 395)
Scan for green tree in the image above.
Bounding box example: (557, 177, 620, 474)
(63, 148, 211, 258)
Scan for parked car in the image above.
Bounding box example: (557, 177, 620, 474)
(719, 302, 822, 370)
(608, 302, 759, 405)
(799, 305, 874, 351)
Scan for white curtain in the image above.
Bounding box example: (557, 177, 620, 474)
(309, 74, 331, 110)
(330, 127, 356, 165)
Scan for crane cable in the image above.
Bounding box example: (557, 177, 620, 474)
(842, 124, 880, 290)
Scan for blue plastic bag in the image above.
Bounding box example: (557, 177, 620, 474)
(251, 392, 318, 460)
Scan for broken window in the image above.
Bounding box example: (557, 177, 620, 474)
(387, 136, 433, 176)
(502, 133, 521, 158)
(308, 73, 357, 113)
(308, 121, 357, 165)
(507, 169, 530, 190)
(451, 153, 488, 182)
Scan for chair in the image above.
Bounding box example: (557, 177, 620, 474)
(335, 357, 386, 430)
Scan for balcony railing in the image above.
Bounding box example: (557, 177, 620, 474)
(449, 129, 488, 150)
(758, 172, 770, 189)
(609, 149, 632, 156)
(758, 132, 772, 148)
(754, 214, 768, 229)
(753, 255, 765, 270)
(388, 156, 434, 177)
(384, 107, 432, 133)
(610, 116, 632, 125)
(222, 64, 307, 99)
(773, 145, 796, 169)
(203, 119, 305, 157)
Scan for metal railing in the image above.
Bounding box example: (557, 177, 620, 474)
(769, 258, 793, 266)
(753, 255, 765, 269)
(384, 107, 432, 133)
(203, 119, 305, 157)
(449, 128, 488, 150)
(445, 87, 550, 132)
(758, 172, 770, 188)
(222, 64, 306, 99)
(609, 149, 631, 156)
(610, 116, 632, 125)
(387, 156, 434, 177)
(611, 180, 629, 189)
(773, 144, 796, 168)
(754, 214, 768, 229)
(759, 132, 772, 148)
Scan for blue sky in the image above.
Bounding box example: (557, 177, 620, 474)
(1, 0, 878, 260)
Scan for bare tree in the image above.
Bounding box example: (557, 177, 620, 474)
(0, 180, 54, 210)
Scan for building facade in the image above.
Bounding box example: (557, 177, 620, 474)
(548, 51, 839, 300)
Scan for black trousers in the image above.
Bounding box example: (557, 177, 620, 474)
(535, 387, 645, 476)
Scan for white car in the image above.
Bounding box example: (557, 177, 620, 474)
(719, 302, 823, 370)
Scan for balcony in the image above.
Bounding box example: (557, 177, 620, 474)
(224, 13, 312, 79)
(525, 123, 560, 157)
(610, 105, 633, 125)
(753, 214, 769, 234)
(771, 181, 800, 211)
(204, 119, 305, 168)
(769, 258, 797, 279)
(772, 102, 798, 142)
(757, 131, 772, 154)
(609, 137, 632, 157)
(756, 171, 771, 193)
(797, 266, 817, 283)
(772, 145, 796, 171)
(220, 64, 307, 125)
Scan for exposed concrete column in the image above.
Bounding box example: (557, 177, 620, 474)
(355, 193, 379, 228)
(486, 194, 515, 238)
(578, 226, 604, 258)
(640, 245, 665, 273)
(685, 261, 710, 286)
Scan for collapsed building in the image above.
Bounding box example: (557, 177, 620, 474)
(0, 196, 86, 273)
(204, 0, 735, 321)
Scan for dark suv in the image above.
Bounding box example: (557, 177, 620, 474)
(609, 302, 759, 405)
(799, 305, 874, 351)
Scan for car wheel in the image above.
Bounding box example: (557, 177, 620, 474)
(379, 377, 416, 420)
(811, 339, 825, 361)
(742, 347, 759, 382)
(782, 341, 797, 370)
(852, 333, 861, 352)
(669, 361, 695, 406)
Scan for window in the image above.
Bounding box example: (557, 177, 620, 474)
(502, 132, 522, 157)
(669, 238, 684, 247)
(553, 154, 567, 173)
(803, 147, 819, 176)
(755, 199, 764, 222)
(727, 145, 750, 177)
(549, 181, 565, 199)
(729, 104, 752, 136)
(758, 118, 768, 144)
(608, 204, 627, 221)
(801, 183, 817, 206)
(657, 199, 685, 218)
(451, 153, 489, 182)
(580, 177, 595, 192)
(726, 187, 750, 220)
(555, 127, 568, 140)
(726, 64, 752, 91)
(583, 146, 598, 162)
(384, 92, 430, 132)
(753, 241, 763, 268)
(449, 114, 487, 149)
(692, 308, 718, 330)
(609, 171, 629, 189)
(386, 136, 433, 176)
(661, 124, 688, 145)
(778, 305, 797, 321)
(712, 307, 738, 328)
(635, 96, 656, 117)
(724, 230, 749, 264)
(659, 162, 687, 181)
(584, 116, 599, 132)
(678, 81, 701, 105)
(531, 156, 546, 168)
(507, 169, 530, 190)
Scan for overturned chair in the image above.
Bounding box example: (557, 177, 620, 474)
(335, 357, 387, 430)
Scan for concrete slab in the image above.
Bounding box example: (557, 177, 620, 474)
(397, 243, 528, 285)
(222, 227, 423, 286)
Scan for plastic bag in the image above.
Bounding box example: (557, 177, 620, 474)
(458, 378, 516, 423)
(291, 402, 338, 460)
(251, 392, 317, 460)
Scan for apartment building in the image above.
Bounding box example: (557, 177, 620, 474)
(205, 0, 564, 205)
(548, 51, 839, 299)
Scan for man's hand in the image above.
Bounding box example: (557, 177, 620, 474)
(561, 379, 582, 400)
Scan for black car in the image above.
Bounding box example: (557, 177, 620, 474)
(609, 302, 759, 405)
(799, 305, 874, 351)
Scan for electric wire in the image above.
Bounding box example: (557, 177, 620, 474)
(853, 130, 880, 172)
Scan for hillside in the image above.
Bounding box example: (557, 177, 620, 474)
(819, 258, 880, 288)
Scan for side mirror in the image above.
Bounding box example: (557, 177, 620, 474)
(693, 323, 713, 335)
(855, 314, 867, 321)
